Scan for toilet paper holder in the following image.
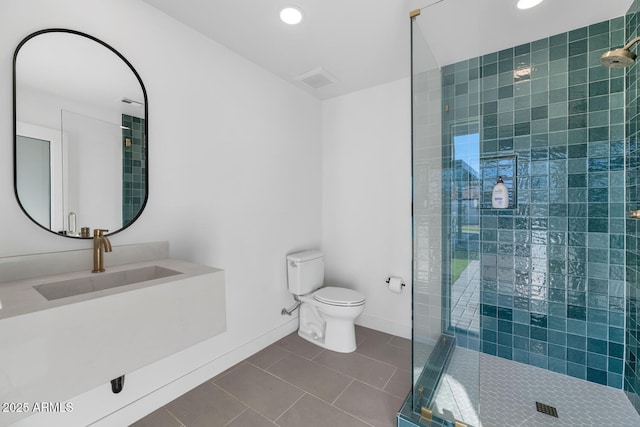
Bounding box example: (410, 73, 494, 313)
(385, 277, 405, 287)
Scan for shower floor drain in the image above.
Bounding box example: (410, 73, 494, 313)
(535, 402, 558, 418)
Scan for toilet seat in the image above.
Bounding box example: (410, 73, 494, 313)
(313, 286, 365, 307)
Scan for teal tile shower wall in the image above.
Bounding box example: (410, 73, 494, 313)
(442, 17, 627, 388)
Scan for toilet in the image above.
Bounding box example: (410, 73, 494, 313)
(287, 250, 365, 353)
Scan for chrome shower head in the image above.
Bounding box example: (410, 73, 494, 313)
(601, 36, 640, 68)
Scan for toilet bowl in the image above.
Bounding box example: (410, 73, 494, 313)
(286, 251, 366, 353)
(297, 286, 365, 353)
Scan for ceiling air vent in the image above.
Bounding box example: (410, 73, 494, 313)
(121, 97, 144, 107)
(295, 67, 337, 89)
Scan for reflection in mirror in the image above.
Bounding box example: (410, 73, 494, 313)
(14, 29, 147, 238)
(16, 135, 51, 228)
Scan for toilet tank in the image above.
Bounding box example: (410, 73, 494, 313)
(287, 250, 324, 296)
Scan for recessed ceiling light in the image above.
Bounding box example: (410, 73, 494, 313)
(280, 7, 303, 25)
(517, 0, 544, 9)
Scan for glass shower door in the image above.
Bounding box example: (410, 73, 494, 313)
(408, 4, 482, 425)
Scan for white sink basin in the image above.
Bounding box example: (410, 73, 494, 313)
(33, 265, 181, 301)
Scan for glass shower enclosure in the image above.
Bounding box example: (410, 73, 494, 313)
(406, 4, 482, 425)
(400, 1, 640, 426)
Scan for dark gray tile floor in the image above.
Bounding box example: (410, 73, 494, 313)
(130, 326, 410, 427)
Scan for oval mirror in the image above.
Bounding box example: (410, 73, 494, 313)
(13, 29, 148, 238)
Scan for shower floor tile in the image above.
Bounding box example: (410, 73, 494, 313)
(130, 326, 410, 427)
(450, 260, 480, 334)
(432, 347, 640, 426)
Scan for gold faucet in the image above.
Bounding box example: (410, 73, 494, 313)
(92, 229, 112, 273)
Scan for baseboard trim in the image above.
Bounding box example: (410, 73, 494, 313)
(357, 314, 411, 339)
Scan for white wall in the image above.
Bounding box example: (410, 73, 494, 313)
(1, 1, 414, 425)
(0, 0, 321, 425)
(321, 78, 412, 338)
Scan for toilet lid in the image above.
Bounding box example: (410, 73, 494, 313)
(314, 287, 365, 306)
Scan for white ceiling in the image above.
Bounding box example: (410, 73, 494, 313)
(141, 0, 633, 100)
(17, 31, 145, 118)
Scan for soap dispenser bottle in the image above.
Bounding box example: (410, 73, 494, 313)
(492, 176, 509, 209)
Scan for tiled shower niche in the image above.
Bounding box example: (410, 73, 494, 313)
(442, 16, 627, 389)
(479, 155, 517, 210)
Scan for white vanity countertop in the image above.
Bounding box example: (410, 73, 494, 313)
(0, 243, 226, 427)
(0, 258, 221, 321)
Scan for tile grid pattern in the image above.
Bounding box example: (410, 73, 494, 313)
(121, 114, 146, 226)
(626, 0, 640, 414)
(400, 347, 640, 427)
(441, 16, 627, 388)
(130, 327, 410, 427)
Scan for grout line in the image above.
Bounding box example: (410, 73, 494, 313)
(253, 362, 307, 394)
(387, 340, 411, 351)
(210, 382, 252, 408)
(223, 407, 248, 426)
(325, 381, 378, 427)
(277, 388, 379, 427)
(257, 356, 354, 407)
(329, 382, 389, 427)
(216, 358, 355, 422)
(212, 381, 284, 425)
(350, 377, 404, 399)
(269, 339, 404, 389)
(311, 348, 326, 361)
(278, 335, 410, 394)
(386, 335, 393, 345)
(445, 376, 467, 422)
(246, 349, 289, 371)
(331, 378, 354, 405)
(281, 347, 401, 395)
(274, 337, 324, 361)
(354, 347, 410, 372)
(381, 367, 397, 391)
(336, 410, 377, 427)
(278, 351, 351, 379)
(273, 392, 307, 424)
(207, 361, 244, 385)
(164, 408, 186, 427)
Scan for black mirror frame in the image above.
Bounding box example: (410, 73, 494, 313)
(13, 28, 148, 238)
